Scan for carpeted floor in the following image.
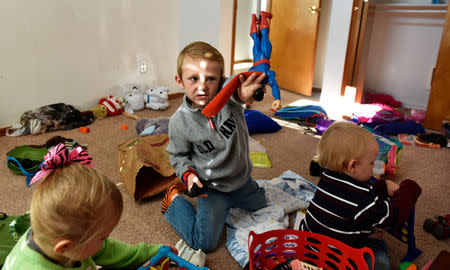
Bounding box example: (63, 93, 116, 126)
(1, 89, 449, 269)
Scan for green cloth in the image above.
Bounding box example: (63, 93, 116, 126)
(2, 228, 161, 270)
(0, 212, 30, 266)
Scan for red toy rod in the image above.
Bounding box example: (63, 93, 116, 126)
(201, 70, 262, 118)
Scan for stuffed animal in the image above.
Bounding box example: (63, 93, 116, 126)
(144, 86, 169, 110)
(90, 104, 108, 120)
(135, 117, 170, 137)
(98, 95, 123, 116)
(123, 86, 145, 114)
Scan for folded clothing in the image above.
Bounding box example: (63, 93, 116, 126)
(374, 120, 425, 135)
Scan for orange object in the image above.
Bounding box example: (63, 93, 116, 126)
(201, 70, 262, 119)
(79, 127, 89, 133)
(121, 124, 128, 130)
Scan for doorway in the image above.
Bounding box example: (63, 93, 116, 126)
(231, 0, 322, 97)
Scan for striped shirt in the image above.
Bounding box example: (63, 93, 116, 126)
(300, 170, 421, 248)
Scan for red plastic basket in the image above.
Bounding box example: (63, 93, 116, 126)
(248, 229, 374, 270)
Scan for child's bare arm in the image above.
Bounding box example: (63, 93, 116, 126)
(237, 72, 266, 103)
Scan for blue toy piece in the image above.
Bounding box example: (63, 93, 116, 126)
(6, 157, 44, 187)
(388, 208, 422, 262)
(138, 245, 209, 270)
(249, 11, 282, 111)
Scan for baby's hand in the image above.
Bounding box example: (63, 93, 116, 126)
(237, 72, 266, 103)
(386, 180, 399, 197)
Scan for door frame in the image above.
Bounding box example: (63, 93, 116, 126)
(341, 0, 371, 103)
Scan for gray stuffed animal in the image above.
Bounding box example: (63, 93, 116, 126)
(135, 117, 170, 137)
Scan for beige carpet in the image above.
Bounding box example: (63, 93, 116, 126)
(1, 89, 449, 269)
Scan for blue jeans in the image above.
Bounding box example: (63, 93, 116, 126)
(364, 238, 391, 270)
(164, 177, 266, 253)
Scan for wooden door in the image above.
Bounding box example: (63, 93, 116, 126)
(269, 0, 321, 96)
(424, 4, 450, 131)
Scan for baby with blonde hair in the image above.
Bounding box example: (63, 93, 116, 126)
(3, 144, 161, 270)
(301, 121, 422, 270)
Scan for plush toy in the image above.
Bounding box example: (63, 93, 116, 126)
(89, 104, 108, 120)
(123, 86, 146, 114)
(98, 95, 123, 116)
(144, 86, 169, 111)
(135, 117, 170, 137)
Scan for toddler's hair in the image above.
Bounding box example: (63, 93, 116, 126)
(315, 121, 377, 173)
(177, 41, 224, 79)
(30, 163, 123, 253)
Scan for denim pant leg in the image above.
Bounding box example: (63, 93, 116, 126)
(164, 177, 266, 253)
(364, 238, 391, 270)
(231, 177, 267, 211)
(164, 190, 231, 253)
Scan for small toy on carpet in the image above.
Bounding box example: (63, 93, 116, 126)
(135, 117, 170, 137)
(423, 214, 450, 240)
(123, 86, 146, 114)
(399, 262, 417, 270)
(98, 95, 124, 116)
(79, 126, 90, 133)
(145, 86, 170, 111)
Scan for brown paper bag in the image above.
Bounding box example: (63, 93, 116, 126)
(117, 134, 179, 201)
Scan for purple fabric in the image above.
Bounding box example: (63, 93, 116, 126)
(373, 121, 425, 135)
(316, 119, 334, 135)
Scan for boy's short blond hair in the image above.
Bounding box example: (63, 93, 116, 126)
(177, 41, 225, 79)
(315, 121, 377, 173)
(30, 163, 123, 253)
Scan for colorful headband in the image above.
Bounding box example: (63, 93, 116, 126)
(29, 143, 94, 185)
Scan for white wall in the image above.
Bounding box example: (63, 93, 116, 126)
(365, 5, 446, 109)
(320, 0, 353, 105)
(0, 0, 234, 127)
(178, 0, 220, 53)
(0, 0, 179, 127)
(234, 0, 256, 61)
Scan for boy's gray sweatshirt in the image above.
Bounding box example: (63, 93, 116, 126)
(166, 93, 252, 192)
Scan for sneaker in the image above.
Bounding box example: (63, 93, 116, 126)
(175, 239, 206, 268)
(161, 184, 181, 214)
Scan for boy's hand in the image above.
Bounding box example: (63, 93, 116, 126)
(237, 72, 266, 103)
(386, 180, 399, 197)
(187, 174, 208, 198)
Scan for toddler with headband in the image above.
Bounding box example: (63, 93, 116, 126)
(2, 143, 164, 270)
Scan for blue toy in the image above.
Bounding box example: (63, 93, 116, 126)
(274, 105, 328, 126)
(249, 11, 282, 111)
(388, 208, 422, 262)
(138, 245, 209, 270)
